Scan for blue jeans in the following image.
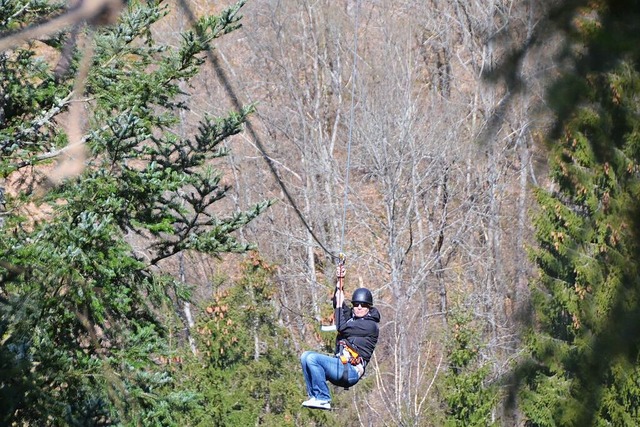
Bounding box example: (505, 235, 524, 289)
(300, 351, 361, 401)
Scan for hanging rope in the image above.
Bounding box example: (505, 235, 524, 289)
(339, 0, 361, 256)
(178, 0, 361, 265)
(321, 1, 361, 333)
(177, 0, 337, 260)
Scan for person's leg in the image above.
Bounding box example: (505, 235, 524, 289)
(300, 352, 339, 402)
(300, 351, 314, 397)
(327, 363, 361, 388)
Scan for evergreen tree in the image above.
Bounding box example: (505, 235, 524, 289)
(518, 2, 640, 425)
(442, 309, 498, 427)
(175, 253, 331, 427)
(0, 1, 272, 425)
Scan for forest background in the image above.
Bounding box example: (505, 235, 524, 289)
(2, 0, 640, 426)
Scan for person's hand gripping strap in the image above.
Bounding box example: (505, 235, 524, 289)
(321, 253, 346, 331)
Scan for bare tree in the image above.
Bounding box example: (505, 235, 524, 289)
(182, 0, 558, 424)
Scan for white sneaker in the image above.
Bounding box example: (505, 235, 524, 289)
(302, 397, 331, 410)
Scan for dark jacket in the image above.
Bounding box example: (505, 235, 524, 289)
(335, 302, 380, 363)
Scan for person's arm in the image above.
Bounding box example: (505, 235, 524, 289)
(333, 263, 349, 335)
(335, 287, 344, 308)
(332, 263, 346, 308)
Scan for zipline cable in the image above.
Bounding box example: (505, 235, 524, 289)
(177, 0, 338, 261)
(178, 0, 360, 265)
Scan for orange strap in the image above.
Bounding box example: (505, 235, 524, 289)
(338, 340, 363, 366)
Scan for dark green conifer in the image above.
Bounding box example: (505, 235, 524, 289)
(0, 1, 272, 424)
(520, 2, 640, 425)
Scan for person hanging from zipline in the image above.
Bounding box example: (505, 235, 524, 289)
(300, 259, 381, 410)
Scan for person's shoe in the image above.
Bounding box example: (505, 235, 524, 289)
(302, 397, 331, 410)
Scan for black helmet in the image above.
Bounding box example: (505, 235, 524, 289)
(351, 288, 373, 306)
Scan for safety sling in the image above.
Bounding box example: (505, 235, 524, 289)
(336, 339, 365, 387)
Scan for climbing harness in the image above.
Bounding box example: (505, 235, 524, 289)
(337, 339, 362, 366)
(336, 339, 364, 388)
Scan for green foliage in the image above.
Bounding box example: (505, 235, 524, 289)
(519, 2, 640, 425)
(441, 309, 498, 427)
(171, 253, 329, 427)
(519, 372, 572, 427)
(0, 1, 272, 425)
